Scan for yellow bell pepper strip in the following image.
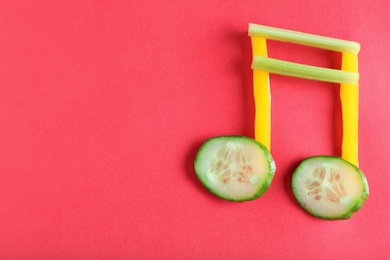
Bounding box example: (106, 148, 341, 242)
(249, 23, 361, 164)
(252, 56, 359, 85)
(249, 23, 360, 54)
(251, 37, 271, 151)
(341, 53, 359, 166)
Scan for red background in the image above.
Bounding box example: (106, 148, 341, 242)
(1, 0, 390, 259)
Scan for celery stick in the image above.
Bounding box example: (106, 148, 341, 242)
(249, 23, 360, 55)
(252, 55, 359, 85)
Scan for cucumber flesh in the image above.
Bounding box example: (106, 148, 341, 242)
(292, 156, 369, 220)
(194, 136, 275, 202)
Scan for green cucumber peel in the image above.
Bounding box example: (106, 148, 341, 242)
(194, 136, 275, 202)
(291, 156, 368, 220)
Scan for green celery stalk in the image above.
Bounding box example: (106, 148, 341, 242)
(252, 55, 359, 85)
(248, 23, 360, 55)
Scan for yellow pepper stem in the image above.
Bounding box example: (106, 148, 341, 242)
(251, 37, 271, 151)
(341, 53, 359, 166)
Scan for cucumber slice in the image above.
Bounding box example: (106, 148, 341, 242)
(194, 136, 275, 202)
(292, 156, 369, 220)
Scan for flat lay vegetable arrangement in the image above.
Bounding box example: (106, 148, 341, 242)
(194, 23, 368, 220)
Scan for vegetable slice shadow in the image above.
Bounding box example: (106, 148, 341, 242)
(223, 28, 255, 138)
(331, 83, 343, 157)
